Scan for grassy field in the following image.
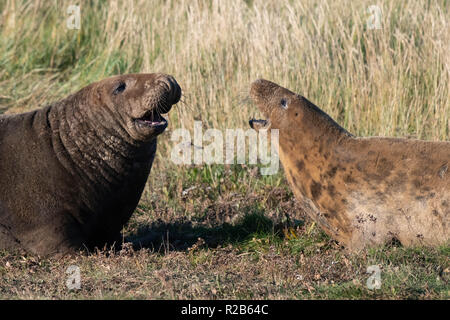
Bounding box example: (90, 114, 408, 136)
(0, 0, 449, 299)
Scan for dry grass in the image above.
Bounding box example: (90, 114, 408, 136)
(1, 166, 448, 300)
(0, 0, 449, 299)
(1, 0, 448, 138)
(1, 183, 448, 299)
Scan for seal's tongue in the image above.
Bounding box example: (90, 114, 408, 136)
(140, 111, 166, 126)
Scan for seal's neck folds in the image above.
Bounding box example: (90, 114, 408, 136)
(46, 93, 155, 189)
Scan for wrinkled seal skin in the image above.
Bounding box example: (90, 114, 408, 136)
(250, 79, 449, 251)
(0, 73, 181, 256)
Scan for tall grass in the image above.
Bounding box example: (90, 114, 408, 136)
(1, 0, 448, 144)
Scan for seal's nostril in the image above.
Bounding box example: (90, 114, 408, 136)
(250, 79, 266, 97)
(155, 75, 181, 113)
(252, 79, 265, 86)
(159, 76, 181, 105)
(157, 78, 171, 92)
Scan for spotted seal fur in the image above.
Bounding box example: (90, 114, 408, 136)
(250, 79, 449, 250)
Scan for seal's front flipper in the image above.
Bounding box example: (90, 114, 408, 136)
(0, 202, 22, 251)
(0, 223, 22, 251)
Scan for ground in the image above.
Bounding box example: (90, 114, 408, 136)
(0, 163, 448, 299)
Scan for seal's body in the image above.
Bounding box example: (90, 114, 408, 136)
(0, 73, 181, 256)
(250, 79, 449, 250)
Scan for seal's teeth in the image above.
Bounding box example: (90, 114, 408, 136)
(135, 115, 167, 128)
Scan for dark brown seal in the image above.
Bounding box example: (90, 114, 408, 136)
(0, 73, 181, 256)
(249, 79, 449, 250)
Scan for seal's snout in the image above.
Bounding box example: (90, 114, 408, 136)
(250, 78, 278, 101)
(249, 78, 281, 116)
(250, 79, 266, 100)
(132, 73, 182, 137)
(156, 75, 181, 113)
(249, 78, 279, 130)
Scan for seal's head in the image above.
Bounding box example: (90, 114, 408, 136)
(249, 79, 350, 143)
(89, 73, 181, 141)
(249, 79, 308, 132)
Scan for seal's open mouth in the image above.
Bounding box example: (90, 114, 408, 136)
(249, 118, 270, 130)
(135, 110, 168, 129)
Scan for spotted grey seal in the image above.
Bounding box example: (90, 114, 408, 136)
(249, 79, 449, 250)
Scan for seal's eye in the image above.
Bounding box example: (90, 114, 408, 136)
(280, 98, 288, 109)
(113, 82, 126, 95)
